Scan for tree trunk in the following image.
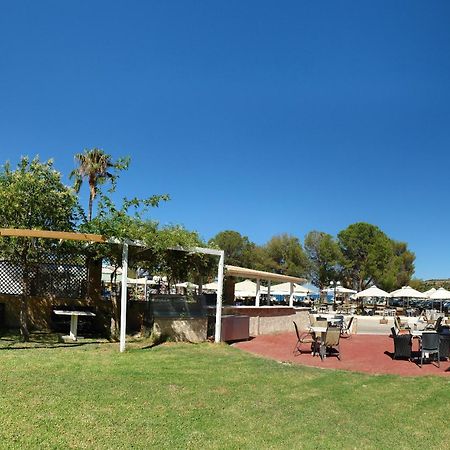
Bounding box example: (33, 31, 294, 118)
(88, 193, 93, 222)
(20, 267, 30, 342)
(109, 271, 119, 341)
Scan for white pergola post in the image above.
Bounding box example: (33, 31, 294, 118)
(255, 278, 261, 307)
(267, 280, 271, 306)
(214, 250, 225, 343)
(289, 282, 294, 307)
(119, 242, 129, 353)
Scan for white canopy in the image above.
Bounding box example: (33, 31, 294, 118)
(127, 277, 155, 285)
(423, 287, 437, 297)
(390, 286, 427, 298)
(429, 287, 450, 300)
(322, 286, 357, 294)
(235, 279, 268, 297)
(270, 282, 310, 295)
(202, 281, 218, 291)
(355, 285, 391, 298)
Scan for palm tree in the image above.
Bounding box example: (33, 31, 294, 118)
(70, 148, 128, 221)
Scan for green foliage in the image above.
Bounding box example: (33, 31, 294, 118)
(261, 233, 309, 277)
(70, 148, 131, 221)
(304, 231, 342, 288)
(209, 230, 255, 267)
(0, 156, 79, 339)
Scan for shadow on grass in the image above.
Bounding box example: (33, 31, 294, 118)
(0, 329, 110, 350)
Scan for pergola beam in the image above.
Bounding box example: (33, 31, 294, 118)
(0, 228, 105, 242)
(225, 265, 305, 284)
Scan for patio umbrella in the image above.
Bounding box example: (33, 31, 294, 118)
(355, 285, 391, 308)
(202, 281, 218, 291)
(423, 287, 437, 298)
(270, 282, 310, 296)
(355, 285, 391, 298)
(429, 287, 450, 312)
(235, 279, 268, 297)
(390, 285, 427, 309)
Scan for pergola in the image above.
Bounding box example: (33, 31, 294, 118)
(0, 228, 225, 352)
(225, 264, 305, 306)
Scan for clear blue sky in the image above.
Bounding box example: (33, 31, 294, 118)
(1, 1, 450, 279)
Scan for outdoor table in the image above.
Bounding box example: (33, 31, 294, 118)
(309, 326, 328, 358)
(53, 310, 96, 341)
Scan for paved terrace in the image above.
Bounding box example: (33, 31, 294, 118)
(233, 332, 450, 377)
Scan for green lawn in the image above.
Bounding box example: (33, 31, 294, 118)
(0, 334, 449, 449)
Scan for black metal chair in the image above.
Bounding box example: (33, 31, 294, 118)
(420, 332, 440, 368)
(439, 333, 450, 361)
(393, 333, 412, 360)
(293, 321, 315, 356)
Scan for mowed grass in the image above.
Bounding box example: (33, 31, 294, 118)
(0, 335, 449, 450)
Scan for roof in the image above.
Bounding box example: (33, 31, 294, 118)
(225, 265, 305, 284)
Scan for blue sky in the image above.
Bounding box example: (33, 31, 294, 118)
(1, 1, 450, 279)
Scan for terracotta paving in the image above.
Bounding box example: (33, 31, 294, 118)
(233, 332, 450, 377)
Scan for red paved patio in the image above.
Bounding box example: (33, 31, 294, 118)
(233, 332, 450, 377)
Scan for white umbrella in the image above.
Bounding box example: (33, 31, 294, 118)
(175, 282, 198, 289)
(423, 287, 437, 298)
(202, 281, 218, 291)
(355, 285, 391, 298)
(429, 287, 450, 300)
(270, 282, 310, 295)
(390, 286, 427, 298)
(322, 286, 357, 294)
(235, 279, 268, 297)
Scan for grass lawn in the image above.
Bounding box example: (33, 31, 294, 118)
(0, 334, 449, 449)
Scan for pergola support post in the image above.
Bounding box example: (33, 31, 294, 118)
(119, 242, 129, 353)
(214, 250, 225, 343)
(255, 279, 261, 307)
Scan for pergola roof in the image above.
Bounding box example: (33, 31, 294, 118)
(225, 265, 305, 284)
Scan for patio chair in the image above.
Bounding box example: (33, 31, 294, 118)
(439, 334, 450, 361)
(340, 317, 354, 338)
(393, 333, 412, 360)
(321, 325, 341, 360)
(293, 321, 315, 356)
(394, 316, 410, 335)
(425, 316, 442, 331)
(419, 332, 440, 368)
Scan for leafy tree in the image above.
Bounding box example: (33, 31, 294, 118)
(208, 230, 255, 267)
(304, 230, 342, 288)
(0, 157, 79, 340)
(338, 222, 394, 291)
(262, 233, 309, 277)
(70, 148, 129, 221)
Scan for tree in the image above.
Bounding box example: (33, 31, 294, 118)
(0, 157, 79, 340)
(70, 148, 129, 221)
(338, 222, 395, 291)
(208, 230, 255, 267)
(262, 233, 309, 277)
(304, 230, 342, 288)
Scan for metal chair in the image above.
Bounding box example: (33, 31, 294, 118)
(419, 332, 440, 368)
(293, 321, 315, 356)
(320, 325, 341, 360)
(340, 317, 354, 338)
(393, 333, 412, 360)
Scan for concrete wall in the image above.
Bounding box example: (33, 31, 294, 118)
(223, 306, 311, 336)
(153, 317, 208, 343)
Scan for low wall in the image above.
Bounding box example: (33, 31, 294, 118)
(153, 317, 207, 343)
(222, 306, 310, 336)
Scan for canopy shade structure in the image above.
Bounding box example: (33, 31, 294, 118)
(423, 287, 437, 297)
(355, 285, 391, 298)
(0, 228, 225, 351)
(202, 281, 218, 291)
(429, 287, 450, 300)
(127, 277, 156, 285)
(235, 279, 268, 297)
(225, 265, 305, 284)
(390, 286, 427, 298)
(322, 286, 357, 294)
(270, 282, 310, 296)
